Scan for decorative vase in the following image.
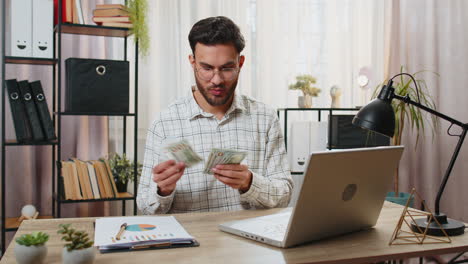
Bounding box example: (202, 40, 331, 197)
(115, 180, 128, 193)
(298, 94, 312, 108)
(62, 247, 96, 264)
(14, 243, 47, 264)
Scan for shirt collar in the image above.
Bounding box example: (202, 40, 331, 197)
(187, 88, 247, 120)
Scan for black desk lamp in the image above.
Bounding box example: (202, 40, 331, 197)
(352, 73, 468, 236)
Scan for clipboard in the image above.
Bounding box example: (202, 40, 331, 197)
(94, 216, 199, 253)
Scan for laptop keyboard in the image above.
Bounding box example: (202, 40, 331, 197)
(230, 209, 292, 241)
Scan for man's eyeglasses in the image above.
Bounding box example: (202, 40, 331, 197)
(194, 66, 239, 81)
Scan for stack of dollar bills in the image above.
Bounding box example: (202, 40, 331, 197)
(164, 139, 246, 174)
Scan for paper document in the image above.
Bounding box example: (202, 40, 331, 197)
(94, 216, 197, 252)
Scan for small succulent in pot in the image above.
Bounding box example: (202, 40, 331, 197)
(15, 232, 49, 264)
(58, 224, 95, 264)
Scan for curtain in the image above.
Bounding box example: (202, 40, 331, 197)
(138, 0, 386, 147)
(388, 0, 468, 223)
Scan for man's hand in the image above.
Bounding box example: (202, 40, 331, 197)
(212, 164, 252, 192)
(152, 160, 186, 196)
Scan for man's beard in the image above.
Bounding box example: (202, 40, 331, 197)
(195, 77, 238, 107)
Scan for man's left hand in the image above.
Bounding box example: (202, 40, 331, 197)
(212, 164, 252, 192)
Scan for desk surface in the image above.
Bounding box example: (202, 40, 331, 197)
(2, 202, 468, 264)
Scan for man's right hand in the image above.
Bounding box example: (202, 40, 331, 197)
(152, 160, 186, 196)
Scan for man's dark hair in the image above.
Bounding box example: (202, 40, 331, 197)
(189, 16, 245, 54)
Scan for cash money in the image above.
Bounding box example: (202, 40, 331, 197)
(204, 148, 247, 174)
(164, 139, 203, 167)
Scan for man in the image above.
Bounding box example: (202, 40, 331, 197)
(137, 16, 292, 214)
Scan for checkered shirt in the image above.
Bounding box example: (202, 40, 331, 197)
(137, 91, 292, 214)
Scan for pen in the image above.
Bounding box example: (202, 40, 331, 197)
(116, 223, 127, 240)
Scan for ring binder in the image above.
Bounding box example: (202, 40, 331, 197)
(5, 79, 32, 142)
(30, 81, 56, 140)
(18, 80, 45, 141)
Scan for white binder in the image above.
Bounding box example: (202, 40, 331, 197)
(32, 0, 54, 58)
(10, 0, 33, 57)
(288, 121, 328, 172)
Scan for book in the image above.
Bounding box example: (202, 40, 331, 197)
(103, 159, 119, 195)
(94, 216, 199, 253)
(5, 79, 32, 142)
(17, 81, 45, 141)
(69, 161, 83, 199)
(96, 4, 126, 10)
(72, 0, 78, 24)
(73, 159, 93, 199)
(87, 162, 101, 199)
(98, 161, 116, 198)
(65, 0, 73, 23)
(93, 16, 131, 24)
(93, 8, 129, 17)
(91, 161, 108, 198)
(75, 0, 84, 24)
(60, 161, 74, 199)
(101, 22, 133, 28)
(29, 81, 56, 141)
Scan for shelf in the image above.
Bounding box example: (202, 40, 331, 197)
(4, 139, 58, 146)
(55, 23, 132, 37)
(56, 112, 135, 116)
(5, 56, 57, 65)
(58, 192, 134, 204)
(5, 216, 54, 232)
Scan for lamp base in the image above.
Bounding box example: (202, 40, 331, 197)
(410, 213, 465, 236)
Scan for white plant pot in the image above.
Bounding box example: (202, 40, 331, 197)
(298, 95, 312, 108)
(62, 247, 96, 264)
(14, 243, 47, 264)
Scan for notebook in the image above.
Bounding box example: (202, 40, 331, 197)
(219, 146, 404, 248)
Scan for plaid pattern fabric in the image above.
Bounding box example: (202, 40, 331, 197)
(137, 91, 292, 214)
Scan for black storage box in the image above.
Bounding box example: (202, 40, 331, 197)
(65, 58, 129, 113)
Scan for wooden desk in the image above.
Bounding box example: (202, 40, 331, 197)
(2, 202, 468, 264)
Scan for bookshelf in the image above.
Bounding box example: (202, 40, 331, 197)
(1, 0, 57, 253)
(53, 0, 139, 219)
(1, 0, 139, 253)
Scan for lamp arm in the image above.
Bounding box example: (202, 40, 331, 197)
(392, 94, 468, 215)
(393, 94, 465, 127)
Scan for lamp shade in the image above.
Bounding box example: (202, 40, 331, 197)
(352, 98, 396, 138)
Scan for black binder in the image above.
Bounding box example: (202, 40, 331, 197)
(17, 80, 45, 141)
(5, 79, 32, 142)
(30, 81, 56, 140)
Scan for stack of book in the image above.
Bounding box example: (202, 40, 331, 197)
(92, 4, 132, 28)
(59, 158, 121, 200)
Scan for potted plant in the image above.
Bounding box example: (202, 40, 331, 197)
(127, 0, 150, 57)
(373, 67, 439, 206)
(14, 231, 49, 264)
(289, 74, 321, 108)
(58, 224, 95, 264)
(107, 153, 143, 193)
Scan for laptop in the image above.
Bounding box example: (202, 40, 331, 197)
(219, 146, 404, 248)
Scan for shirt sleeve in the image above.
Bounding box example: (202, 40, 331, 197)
(240, 112, 293, 208)
(137, 118, 175, 214)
